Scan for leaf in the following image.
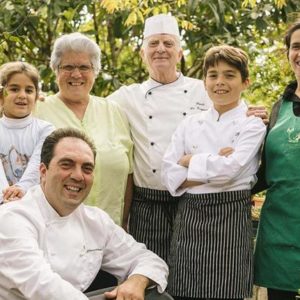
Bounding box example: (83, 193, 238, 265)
(275, 0, 287, 9)
(181, 20, 198, 31)
(125, 11, 138, 26)
(62, 9, 76, 21)
(100, 0, 120, 14)
(242, 0, 257, 8)
(207, 3, 220, 26)
(5, 1, 14, 10)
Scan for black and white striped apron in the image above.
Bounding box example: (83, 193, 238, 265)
(128, 186, 179, 262)
(168, 190, 253, 299)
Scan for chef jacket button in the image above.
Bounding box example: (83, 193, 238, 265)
(183, 112, 187, 116)
(152, 169, 156, 173)
(148, 91, 152, 95)
(150, 142, 155, 146)
(149, 115, 153, 119)
(184, 90, 187, 93)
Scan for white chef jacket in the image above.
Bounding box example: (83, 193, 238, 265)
(0, 185, 168, 300)
(162, 101, 266, 196)
(108, 74, 211, 190)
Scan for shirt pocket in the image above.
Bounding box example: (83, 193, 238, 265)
(77, 246, 104, 291)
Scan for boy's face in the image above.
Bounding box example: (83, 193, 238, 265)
(204, 61, 249, 113)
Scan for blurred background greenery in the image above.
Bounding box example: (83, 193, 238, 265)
(1, 0, 300, 109)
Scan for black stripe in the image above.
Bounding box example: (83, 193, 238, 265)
(128, 186, 179, 262)
(168, 190, 253, 298)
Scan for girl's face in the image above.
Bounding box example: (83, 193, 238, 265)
(0, 73, 37, 119)
(289, 28, 300, 79)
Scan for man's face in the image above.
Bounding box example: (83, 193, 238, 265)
(140, 34, 182, 77)
(40, 137, 95, 216)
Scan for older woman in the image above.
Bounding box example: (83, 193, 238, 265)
(35, 33, 133, 227)
(254, 21, 300, 300)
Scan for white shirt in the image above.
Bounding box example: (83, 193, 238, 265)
(108, 74, 211, 190)
(161, 102, 266, 196)
(0, 185, 168, 300)
(0, 114, 54, 202)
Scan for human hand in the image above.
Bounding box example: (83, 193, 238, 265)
(38, 91, 46, 102)
(178, 154, 193, 167)
(2, 185, 24, 203)
(104, 274, 150, 300)
(218, 147, 234, 157)
(179, 179, 203, 189)
(121, 219, 129, 232)
(247, 105, 269, 125)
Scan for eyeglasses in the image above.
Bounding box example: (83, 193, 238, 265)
(58, 64, 94, 73)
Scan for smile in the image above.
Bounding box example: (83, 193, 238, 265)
(15, 102, 28, 106)
(214, 90, 228, 94)
(65, 185, 82, 192)
(68, 82, 84, 86)
(153, 57, 168, 60)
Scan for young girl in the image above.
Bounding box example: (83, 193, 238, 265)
(0, 62, 54, 203)
(162, 45, 266, 300)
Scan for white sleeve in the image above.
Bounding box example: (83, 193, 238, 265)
(99, 215, 168, 293)
(107, 88, 126, 109)
(0, 211, 87, 299)
(161, 120, 189, 196)
(0, 161, 9, 203)
(188, 117, 266, 183)
(15, 122, 54, 192)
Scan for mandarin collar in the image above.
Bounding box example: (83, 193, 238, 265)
(0, 113, 33, 129)
(211, 101, 247, 121)
(35, 185, 77, 224)
(141, 72, 184, 96)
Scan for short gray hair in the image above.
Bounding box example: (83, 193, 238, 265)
(50, 32, 101, 76)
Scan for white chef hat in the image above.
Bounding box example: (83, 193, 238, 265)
(143, 14, 180, 39)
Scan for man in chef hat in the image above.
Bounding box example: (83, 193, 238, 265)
(108, 13, 210, 263)
(108, 13, 268, 263)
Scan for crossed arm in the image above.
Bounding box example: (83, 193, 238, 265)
(177, 147, 235, 189)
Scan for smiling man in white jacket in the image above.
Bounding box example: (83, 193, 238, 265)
(0, 128, 168, 300)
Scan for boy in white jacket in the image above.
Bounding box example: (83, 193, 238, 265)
(162, 45, 266, 300)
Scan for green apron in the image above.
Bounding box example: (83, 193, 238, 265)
(254, 100, 300, 291)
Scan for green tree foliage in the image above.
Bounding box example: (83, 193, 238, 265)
(0, 0, 300, 108)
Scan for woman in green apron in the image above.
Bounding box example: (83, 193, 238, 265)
(254, 21, 300, 300)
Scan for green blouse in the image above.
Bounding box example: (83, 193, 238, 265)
(35, 94, 133, 225)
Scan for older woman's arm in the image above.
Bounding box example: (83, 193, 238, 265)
(122, 174, 133, 231)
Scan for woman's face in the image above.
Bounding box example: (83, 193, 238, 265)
(289, 29, 300, 79)
(56, 51, 95, 104)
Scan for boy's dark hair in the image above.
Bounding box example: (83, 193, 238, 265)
(285, 20, 300, 57)
(203, 45, 249, 82)
(41, 128, 96, 168)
